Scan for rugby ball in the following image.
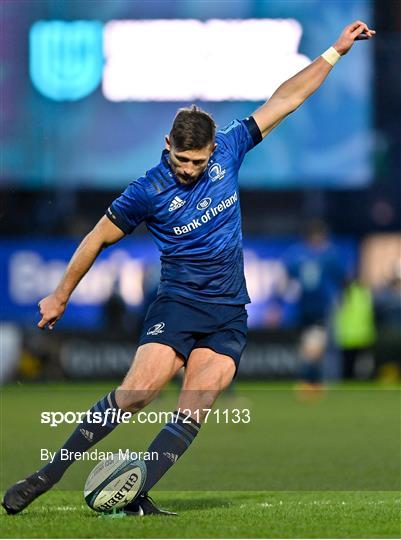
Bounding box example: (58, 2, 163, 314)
(84, 453, 147, 512)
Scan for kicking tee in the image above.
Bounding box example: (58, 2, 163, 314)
(106, 117, 262, 304)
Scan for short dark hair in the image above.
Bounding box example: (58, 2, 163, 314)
(169, 105, 216, 151)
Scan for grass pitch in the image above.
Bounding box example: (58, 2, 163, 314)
(1, 490, 399, 538)
(1, 381, 400, 538)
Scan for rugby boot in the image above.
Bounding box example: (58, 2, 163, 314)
(124, 492, 177, 516)
(2, 472, 53, 514)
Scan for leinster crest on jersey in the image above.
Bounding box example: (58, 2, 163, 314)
(208, 163, 226, 182)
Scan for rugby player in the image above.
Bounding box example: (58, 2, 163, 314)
(2, 20, 375, 516)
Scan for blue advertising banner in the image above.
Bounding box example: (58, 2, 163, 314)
(0, 237, 357, 330)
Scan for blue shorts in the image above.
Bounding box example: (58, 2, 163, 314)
(139, 294, 248, 372)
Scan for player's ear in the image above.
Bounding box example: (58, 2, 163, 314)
(165, 136, 171, 151)
(212, 143, 217, 152)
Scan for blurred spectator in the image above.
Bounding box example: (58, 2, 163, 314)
(298, 325, 328, 390)
(102, 285, 130, 336)
(137, 262, 161, 331)
(334, 277, 376, 379)
(374, 261, 401, 332)
(0, 323, 22, 384)
(371, 261, 401, 378)
(284, 219, 346, 384)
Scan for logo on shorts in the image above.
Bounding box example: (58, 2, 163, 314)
(208, 163, 226, 182)
(146, 322, 165, 336)
(196, 197, 212, 211)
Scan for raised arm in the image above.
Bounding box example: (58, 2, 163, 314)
(252, 20, 375, 139)
(37, 216, 125, 330)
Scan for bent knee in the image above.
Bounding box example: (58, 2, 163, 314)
(185, 353, 236, 392)
(115, 387, 157, 413)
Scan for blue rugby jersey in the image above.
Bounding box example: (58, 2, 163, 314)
(106, 117, 262, 304)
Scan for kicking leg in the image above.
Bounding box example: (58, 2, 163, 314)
(116, 343, 184, 412)
(2, 343, 183, 515)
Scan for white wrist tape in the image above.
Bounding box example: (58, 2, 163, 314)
(321, 47, 341, 66)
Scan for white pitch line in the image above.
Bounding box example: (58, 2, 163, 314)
(38, 505, 87, 511)
(255, 499, 400, 509)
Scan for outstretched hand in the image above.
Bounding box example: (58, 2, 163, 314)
(37, 293, 67, 330)
(334, 20, 376, 56)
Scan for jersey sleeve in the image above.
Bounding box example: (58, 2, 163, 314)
(106, 179, 153, 234)
(216, 116, 262, 165)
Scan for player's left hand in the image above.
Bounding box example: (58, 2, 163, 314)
(333, 20, 376, 56)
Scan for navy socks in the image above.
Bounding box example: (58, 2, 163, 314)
(142, 411, 200, 492)
(40, 390, 123, 483)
